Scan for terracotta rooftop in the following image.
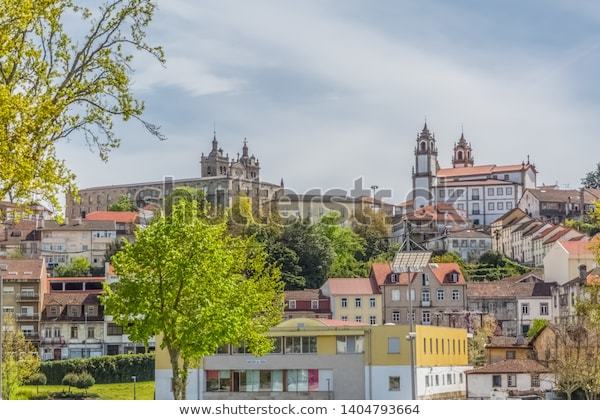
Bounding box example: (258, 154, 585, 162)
(559, 239, 593, 256)
(323, 277, 379, 295)
(542, 228, 572, 245)
(467, 281, 546, 299)
(437, 163, 534, 178)
(526, 188, 580, 203)
(284, 289, 324, 300)
(0, 259, 45, 280)
(41, 220, 117, 231)
(85, 211, 138, 224)
(467, 359, 550, 375)
(370, 262, 392, 287)
(485, 336, 530, 348)
(429, 263, 466, 285)
(43, 292, 101, 306)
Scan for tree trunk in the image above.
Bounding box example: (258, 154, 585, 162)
(168, 346, 186, 400)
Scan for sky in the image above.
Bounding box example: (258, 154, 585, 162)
(58, 0, 600, 204)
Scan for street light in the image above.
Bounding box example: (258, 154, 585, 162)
(0, 263, 8, 401)
(131, 375, 137, 400)
(392, 251, 432, 400)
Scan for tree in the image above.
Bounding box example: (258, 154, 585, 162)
(26, 372, 47, 395)
(74, 372, 95, 395)
(566, 202, 600, 236)
(582, 163, 600, 189)
(0, 0, 164, 215)
(109, 195, 137, 212)
(1, 314, 41, 399)
(54, 256, 91, 277)
(353, 207, 397, 262)
(102, 199, 284, 399)
(468, 315, 497, 367)
(527, 319, 549, 338)
(315, 212, 366, 278)
(62, 372, 79, 393)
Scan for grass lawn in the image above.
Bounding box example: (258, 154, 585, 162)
(16, 381, 154, 400)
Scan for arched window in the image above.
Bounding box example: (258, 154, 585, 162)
(457, 150, 463, 160)
(420, 141, 427, 152)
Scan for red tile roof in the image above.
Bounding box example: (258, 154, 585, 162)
(324, 277, 380, 295)
(85, 211, 138, 223)
(429, 263, 466, 285)
(467, 359, 550, 375)
(559, 239, 593, 256)
(0, 259, 44, 280)
(542, 228, 572, 245)
(370, 262, 392, 287)
(437, 163, 534, 178)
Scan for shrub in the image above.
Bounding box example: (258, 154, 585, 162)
(62, 373, 79, 392)
(75, 372, 95, 394)
(26, 372, 47, 394)
(42, 353, 154, 385)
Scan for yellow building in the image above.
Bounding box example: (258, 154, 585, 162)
(484, 336, 532, 364)
(320, 277, 382, 325)
(155, 318, 470, 400)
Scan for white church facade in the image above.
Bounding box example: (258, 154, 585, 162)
(411, 123, 537, 226)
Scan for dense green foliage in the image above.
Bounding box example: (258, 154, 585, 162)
(54, 256, 91, 277)
(527, 319, 549, 338)
(582, 163, 600, 189)
(40, 353, 154, 385)
(566, 202, 600, 236)
(434, 251, 530, 281)
(109, 195, 137, 212)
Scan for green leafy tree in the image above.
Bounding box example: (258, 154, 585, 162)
(0, 0, 164, 215)
(315, 212, 366, 278)
(25, 372, 47, 395)
(582, 163, 600, 189)
(62, 372, 79, 393)
(468, 315, 497, 367)
(527, 319, 549, 338)
(1, 314, 41, 399)
(280, 221, 333, 289)
(109, 195, 137, 212)
(566, 202, 600, 236)
(54, 256, 91, 277)
(102, 199, 284, 399)
(353, 206, 398, 262)
(74, 372, 95, 395)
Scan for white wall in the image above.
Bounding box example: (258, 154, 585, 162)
(417, 366, 470, 399)
(467, 373, 554, 399)
(156, 368, 203, 400)
(364, 366, 411, 400)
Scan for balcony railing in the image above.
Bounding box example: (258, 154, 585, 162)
(421, 300, 431, 307)
(41, 337, 66, 345)
(17, 292, 39, 301)
(16, 313, 39, 321)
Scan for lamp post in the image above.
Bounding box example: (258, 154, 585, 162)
(132, 375, 137, 400)
(392, 251, 432, 400)
(0, 263, 8, 401)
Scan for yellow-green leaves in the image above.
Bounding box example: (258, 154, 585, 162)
(0, 0, 164, 215)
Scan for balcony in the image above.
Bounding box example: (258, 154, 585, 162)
(421, 300, 431, 307)
(17, 292, 39, 301)
(16, 313, 39, 321)
(41, 336, 67, 346)
(23, 332, 40, 341)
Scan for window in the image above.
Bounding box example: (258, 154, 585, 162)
(457, 203, 464, 210)
(391, 289, 400, 301)
(206, 370, 232, 392)
(369, 297, 376, 308)
(441, 339, 445, 354)
(288, 300, 296, 309)
(86, 305, 97, 316)
(68, 305, 81, 318)
(392, 311, 400, 322)
(422, 311, 431, 324)
(492, 375, 502, 387)
(473, 203, 480, 215)
(388, 337, 400, 354)
(540, 302, 549, 315)
(439, 190, 445, 199)
(49, 305, 59, 317)
(497, 187, 503, 196)
(341, 298, 348, 308)
(488, 202, 495, 211)
(506, 350, 516, 359)
(521, 303, 529, 315)
(531, 374, 540, 387)
(53, 328, 60, 338)
(507, 374, 516, 387)
(354, 298, 362, 308)
(452, 289, 460, 301)
(355, 316, 362, 323)
(452, 240, 459, 247)
(2, 286, 14, 294)
(341, 316, 348, 321)
(337, 336, 364, 353)
(507, 202, 513, 210)
(70, 326, 78, 339)
(422, 273, 429, 286)
(425, 375, 430, 387)
(369, 315, 377, 325)
(87, 327, 95, 339)
(406, 289, 416, 301)
(285, 336, 317, 354)
(388, 376, 400, 391)
(422, 289, 430, 302)
(44, 328, 51, 338)
(435, 375, 439, 386)
(488, 188, 494, 196)
(506, 187, 512, 195)
(497, 202, 504, 211)
(437, 289, 444, 300)
(407, 310, 415, 322)
(310, 300, 319, 310)
(447, 373, 452, 384)
(472, 189, 480, 200)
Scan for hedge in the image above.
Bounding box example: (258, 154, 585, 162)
(41, 353, 154, 385)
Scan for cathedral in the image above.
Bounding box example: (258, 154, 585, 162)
(200, 132, 261, 181)
(411, 123, 537, 226)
